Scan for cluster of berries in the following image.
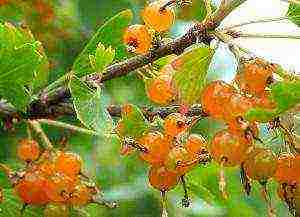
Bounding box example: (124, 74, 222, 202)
(6, 138, 115, 216)
(123, 0, 176, 54)
(116, 105, 210, 213)
(201, 57, 299, 216)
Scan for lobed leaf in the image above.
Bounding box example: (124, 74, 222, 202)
(287, 2, 300, 27)
(72, 10, 133, 77)
(69, 76, 112, 134)
(0, 22, 49, 110)
(245, 80, 300, 122)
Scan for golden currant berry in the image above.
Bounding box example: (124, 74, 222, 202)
(69, 184, 95, 206)
(148, 166, 179, 191)
(201, 81, 236, 120)
(55, 152, 82, 177)
(17, 139, 40, 162)
(164, 113, 189, 137)
(45, 172, 78, 203)
(222, 93, 254, 123)
(141, 1, 175, 32)
(210, 130, 250, 167)
(185, 134, 208, 157)
(138, 131, 172, 166)
(123, 24, 152, 54)
(145, 74, 178, 105)
(235, 58, 274, 96)
(14, 171, 50, 205)
(165, 146, 191, 175)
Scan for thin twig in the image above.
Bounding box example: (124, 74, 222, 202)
(37, 119, 98, 136)
(221, 16, 292, 31)
(28, 120, 53, 150)
(237, 33, 300, 39)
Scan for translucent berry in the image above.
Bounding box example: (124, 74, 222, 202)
(223, 93, 254, 122)
(165, 146, 191, 175)
(210, 130, 250, 167)
(55, 152, 82, 177)
(201, 81, 236, 120)
(17, 139, 40, 162)
(145, 74, 177, 105)
(274, 153, 300, 184)
(123, 24, 152, 54)
(14, 171, 50, 205)
(44, 204, 69, 217)
(185, 134, 208, 158)
(138, 131, 172, 166)
(227, 118, 259, 141)
(235, 58, 274, 95)
(243, 148, 277, 183)
(45, 172, 78, 203)
(148, 166, 179, 191)
(164, 113, 189, 137)
(69, 184, 95, 206)
(141, 1, 175, 32)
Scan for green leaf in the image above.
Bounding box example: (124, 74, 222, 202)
(172, 45, 215, 105)
(245, 80, 300, 123)
(89, 43, 115, 74)
(271, 80, 300, 113)
(116, 104, 150, 139)
(0, 22, 49, 110)
(69, 76, 112, 133)
(0, 189, 43, 217)
(72, 10, 133, 77)
(244, 107, 279, 123)
(177, 0, 216, 21)
(287, 2, 300, 27)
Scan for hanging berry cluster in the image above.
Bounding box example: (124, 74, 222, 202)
(116, 104, 211, 214)
(123, 0, 177, 54)
(201, 57, 299, 216)
(2, 138, 116, 216)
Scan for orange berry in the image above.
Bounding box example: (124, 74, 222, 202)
(235, 58, 274, 95)
(17, 139, 40, 162)
(164, 113, 189, 137)
(123, 24, 152, 54)
(148, 166, 179, 191)
(45, 172, 78, 203)
(243, 148, 277, 183)
(201, 81, 236, 120)
(210, 130, 250, 167)
(227, 119, 259, 141)
(14, 171, 50, 205)
(69, 184, 95, 206)
(145, 74, 177, 105)
(185, 134, 207, 158)
(55, 152, 82, 177)
(138, 131, 172, 166)
(223, 93, 254, 122)
(165, 146, 191, 175)
(274, 153, 300, 184)
(141, 1, 175, 32)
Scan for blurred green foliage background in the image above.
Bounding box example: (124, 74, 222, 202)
(0, 0, 293, 216)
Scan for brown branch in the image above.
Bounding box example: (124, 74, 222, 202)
(0, 0, 247, 123)
(107, 104, 207, 120)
